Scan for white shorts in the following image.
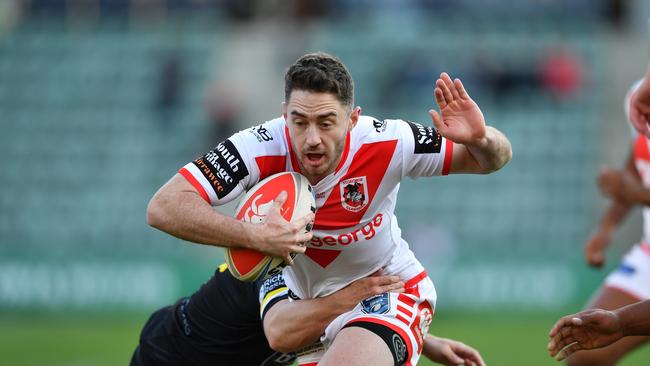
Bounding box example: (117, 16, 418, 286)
(604, 243, 650, 300)
(297, 270, 437, 366)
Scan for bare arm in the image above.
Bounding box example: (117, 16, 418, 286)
(428, 72, 512, 174)
(548, 300, 650, 361)
(147, 174, 312, 261)
(263, 275, 404, 352)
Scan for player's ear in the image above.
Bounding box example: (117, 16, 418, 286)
(349, 106, 361, 130)
(282, 102, 288, 120)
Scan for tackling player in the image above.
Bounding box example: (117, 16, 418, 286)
(147, 52, 511, 365)
(130, 264, 486, 366)
(555, 76, 650, 365)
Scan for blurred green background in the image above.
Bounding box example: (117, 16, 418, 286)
(1, 0, 650, 365)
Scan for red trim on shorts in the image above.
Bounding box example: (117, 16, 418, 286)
(640, 242, 650, 256)
(441, 139, 454, 175)
(299, 363, 318, 366)
(603, 284, 644, 302)
(398, 293, 416, 308)
(179, 167, 210, 203)
(396, 314, 409, 325)
(397, 305, 413, 318)
(346, 316, 415, 366)
(404, 271, 427, 291)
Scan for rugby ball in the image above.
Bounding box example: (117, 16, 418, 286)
(225, 172, 316, 282)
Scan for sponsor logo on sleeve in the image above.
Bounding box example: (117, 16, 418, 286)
(406, 121, 442, 154)
(373, 119, 387, 133)
(340, 176, 368, 212)
(261, 351, 296, 366)
(193, 139, 249, 198)
(258, 273, 287, 302)
(361, 293, 390, 314)
(248, 124, 274, 142)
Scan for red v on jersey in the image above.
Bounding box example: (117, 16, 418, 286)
(255, 155, 287, 180)
(314, 140, 397, 230)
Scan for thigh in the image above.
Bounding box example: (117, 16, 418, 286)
(318, 326, 393, 366)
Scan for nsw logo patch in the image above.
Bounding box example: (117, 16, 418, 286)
(361, 293, 390, 314)
(339, 176, 368, 212)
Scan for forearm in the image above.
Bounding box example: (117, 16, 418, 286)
(465, 126, 512, 173)
(421, 335, 441, 361)
(616, 300, 650, 337)
(264, 297, 352, 352)
(147, 175, 255, 249)
(597, 200, 632, 234)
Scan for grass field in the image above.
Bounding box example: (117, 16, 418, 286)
(1, 312, 649, 365)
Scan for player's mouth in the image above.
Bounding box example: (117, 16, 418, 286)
(304, 153, 325, 167)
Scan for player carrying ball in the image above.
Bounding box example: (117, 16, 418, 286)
(147, 52, 511, 365)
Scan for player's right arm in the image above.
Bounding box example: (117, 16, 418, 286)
(548, 300, 650, 360)
(147, 127, 313, 262)
(147, 175, 310, 261)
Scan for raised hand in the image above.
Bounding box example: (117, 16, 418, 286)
(429, 72, 486, 146)
(251, 191, 314, 264)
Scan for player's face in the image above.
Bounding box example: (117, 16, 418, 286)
(283, 90, 360, 185)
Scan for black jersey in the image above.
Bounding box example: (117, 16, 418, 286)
(131, 265, 293, 366)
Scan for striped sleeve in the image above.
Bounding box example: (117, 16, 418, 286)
(258, 273, 289, 319)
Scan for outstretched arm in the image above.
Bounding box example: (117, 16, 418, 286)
(263, 275, 405, 352)
(429, 72, 512, 174)
(548, 300, 650, 361)
(147, 174, 312, 263)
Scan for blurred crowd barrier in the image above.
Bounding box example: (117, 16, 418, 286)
(0, 0, 648, 312)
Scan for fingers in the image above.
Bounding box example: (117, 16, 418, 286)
(441, 72, 460, 99)
(436, 78, 454, 106)
(452, 342, 485, 366)
(434, 86, 447, 109)
(454, 78, 470, 100)
(273, 190, 288, 210)
(555, 341, 581, 361)
(428, 109, 445, 133)
(293, 212, 315, 233)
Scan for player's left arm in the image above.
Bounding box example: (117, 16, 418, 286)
(429, 73, 512, 174)
(262, 274, 404, 353)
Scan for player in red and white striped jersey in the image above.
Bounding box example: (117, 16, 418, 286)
(566, 77, 650, 365)
(147, 52, 511, 366)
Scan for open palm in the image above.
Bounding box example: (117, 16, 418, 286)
(429, 73, 486, 145)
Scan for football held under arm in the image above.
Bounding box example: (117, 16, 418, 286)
(147, 132, 312, 260)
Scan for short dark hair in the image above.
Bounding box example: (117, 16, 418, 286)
(284, 52, 354, 108)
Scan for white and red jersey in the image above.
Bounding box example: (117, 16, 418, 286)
(179, 116, 453, 298)
(626, 80, 650, 246)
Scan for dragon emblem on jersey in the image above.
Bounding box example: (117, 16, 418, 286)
(244, 194, 282, 224)
(339, 176, 368, 212)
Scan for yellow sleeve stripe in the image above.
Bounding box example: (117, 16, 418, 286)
(260, 286, 288, 316)
(218, 263, 228, 272)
